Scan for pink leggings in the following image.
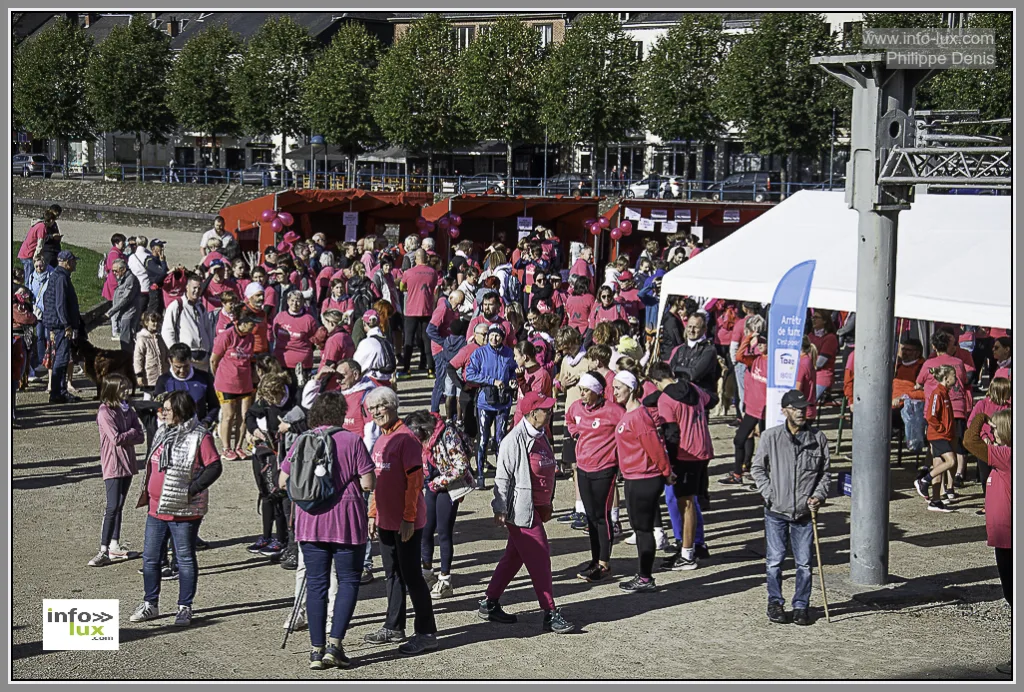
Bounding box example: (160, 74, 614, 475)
(485, 511, 555, 611)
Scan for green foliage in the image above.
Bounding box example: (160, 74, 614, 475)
(370, 14, 468, 159)
(717, 13, 841, 171)
(456, 16, 543, 152)
(639, 13, 725, 149)
(13, 17, 94, 152)
(168, 25, 242, 139)
(301, 23, 383, 158)
(230, 16, 317, 140)
(11, 242, 104, 309)
(539, 13, 640, 151)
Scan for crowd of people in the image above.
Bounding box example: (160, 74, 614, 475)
(11, 210, 1013, 675)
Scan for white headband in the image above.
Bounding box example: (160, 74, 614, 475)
(244, 282, 264, 299)
(578, 373, 604, 395)
(613, 370, 638, 391)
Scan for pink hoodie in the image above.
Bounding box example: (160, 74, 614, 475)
(97, 404, 145, 479)
(566, 398, 625, 473)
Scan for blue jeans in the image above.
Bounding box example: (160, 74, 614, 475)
(476, 407, 510, 480)
(764, 510, 813, 609)
(142, 514, 201, 607)
(362, 491, 373, 571)
(300, 542, 365, 648)
(21, 258, 33, 281)
(663, 484, 706, 545)
(430, 352, 449, 413)
(734, 362, 747, 416)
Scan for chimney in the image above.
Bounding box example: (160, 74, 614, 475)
(165, 16, 179, 37)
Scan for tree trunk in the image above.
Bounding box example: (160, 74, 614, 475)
(590, 140, 598, 195)
(349, 154, 357, 189)
(135, 132, 143, 182)
(779, 153, 790, 201)
(427, 152, 434, 194)
(506, 141, 513, 194)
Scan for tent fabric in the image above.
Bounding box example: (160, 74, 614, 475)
(421, 195, 602, 223)
(659, 190, 1011, 329)
(284, 144, 349, 160)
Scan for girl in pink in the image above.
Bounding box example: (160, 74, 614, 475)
(967, 377, 1010, 508)
(211, 312, 258, 461)
(721, 330, 767, 485)
(322, 279, 353, 315)
(807, 310, 839, 401)
(273, 292, 319, 372)
(102, 234, 128, 302)
(564, 276, 595, 333)
(214, 293, 241, 335)
(89, 374, 145, 567)
(588, 285, 627, 332)
(232, 259, 251, 296)
(797, 336, 818, 421)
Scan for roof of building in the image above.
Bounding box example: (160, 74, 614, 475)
(389, 12, 571, 22)
(168, 12, 391, 49)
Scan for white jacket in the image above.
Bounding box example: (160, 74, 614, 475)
(161, 297, 214, 354)
(353, 327, 392, 382)
(128, 247, 152, 294)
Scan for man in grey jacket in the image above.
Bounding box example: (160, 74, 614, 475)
(107, 259, 141, 352)
(750, 389, 830, 626)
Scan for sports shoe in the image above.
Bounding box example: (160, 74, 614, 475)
(430, 577, 453, 599)
(558, 510, 580, 524)
(975, 509, 986, 516)
(928, 500, 954, 513)
(422, 568, 438, 588)
(953, 473, 965, 488)
(624, 531, 637, 545)
(195, 536, 210, 550)
(129, 601, 159, 623)
(618, 574, 656, 593)
(669, 555, 698, 571)
(360, 569, 374, 584)
(767, 603, 788, 624)
(570, 515, 589, 531)
(233, 447, 249, 460)
(579, 563, 610, 582)
(174, 605, 193, 627)
(363, 626, 405, 644)
(542, 609, 575, 634)
(913, 475, 931, 499)
(719, 474, 744, 485)
(945, 489, 958, 501)
(665, 540, 682, 555)
(88, 551, 112, 567)
(247, 536, 271, 554)
(309, 647, 326, 670)
(107, 543, 131, 561)
(161, 566, 179, 580)
(694, 543, 711, 560)
(323, 643, 350, 669)
(791, 608, 811, 626)
(398, 633, 438, 656)
(221, 449, 239, 461)
(654, 527, 668, 551)
(259, 539, 286, 557)
(478, 598, 517, 624)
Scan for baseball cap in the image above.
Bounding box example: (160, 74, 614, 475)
(487, 323, 506, 337)
(363, 309, 380, 322)
(57, 250, 77, 262)
(518, 391, 556, 415)
(618, 270, 634, 281)
(149, 238, 166, 248)
(208, 259, 226, 269)
(781, 390, 810, 410)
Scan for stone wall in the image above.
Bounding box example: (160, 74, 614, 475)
(12, 200, 217, 233)
(13, 178, 227, 213)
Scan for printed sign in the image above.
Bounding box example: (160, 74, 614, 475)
(342, 212, 359, 227)
(43, 599, 119, 651)
(624, 207, 642, 221)
(661, 220, 678, 234)
(650, 208, 668, 221)
(638, 218, 656, 232)
(675, 208, 692, 223)
(344, 225, 358, 242)
(723, 209, 741, 224)
(765, 261, 817, 427)
(517, 216, 534, 231)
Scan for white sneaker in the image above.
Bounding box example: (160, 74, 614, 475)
(129, 601, 159, 622)
(625, 531, 637, 545)
(283, 609, 308, 631)
(422, 568, 438, 588)
(430, 577, 453, 599)
(108, 542, 130, 561)
(88, 551, 112, 567)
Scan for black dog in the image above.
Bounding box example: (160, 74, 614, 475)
(71, 335, 138, 398)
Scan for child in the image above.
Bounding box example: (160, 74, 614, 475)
(90, 374, 145, 566)
(967, 376, 1011, 507)
(244, 373, 294, 558)
(133, 311, 168, 394)
(915, 365, 958, 512)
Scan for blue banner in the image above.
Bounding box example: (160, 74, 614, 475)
(765, 260, 817, 427)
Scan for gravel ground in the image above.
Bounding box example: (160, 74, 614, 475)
(12, 362, 1010, 680)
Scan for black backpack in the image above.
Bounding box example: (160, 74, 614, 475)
(371, 334, 397, 374)
(286, 427, 342, 513)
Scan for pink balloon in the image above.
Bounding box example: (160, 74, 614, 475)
(261, 209, 277, 222)
(448, 227, 460, 239)
(621, 224, 633, 237)
(419, 228, 430, 237)
(583, 218, 597, 229)
(589, 224, 602, 237)
(438, 216, 451, 231)
(278, 211, 294, 226)
(610, 228, 622, 241)
(598, 217, 611, 229)
(450, 213, 462, 227)
(270, 218, 284, 233)
(619, 220, 633, 234)
(416, 216, 429, 230)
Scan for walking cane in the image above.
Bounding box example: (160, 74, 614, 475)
(281, 575, 306, 649)
(810, 507, 831, 623)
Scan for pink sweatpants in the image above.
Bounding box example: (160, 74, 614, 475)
(484, 511, 555, 611)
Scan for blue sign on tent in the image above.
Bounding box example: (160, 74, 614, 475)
(723, 209, 740, 223)
(765, 260, 817, 427)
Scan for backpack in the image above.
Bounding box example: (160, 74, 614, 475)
(371, 334, 397, 374)
(286, 426, 343, 513)
(350, 282, 376, 321)
(498, 268, 522, 304)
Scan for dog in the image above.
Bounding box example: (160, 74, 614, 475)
(71, 335, 138, 398)
(710, 355, 737, 418)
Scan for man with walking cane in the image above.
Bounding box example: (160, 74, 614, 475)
(750, 389, 830, 626)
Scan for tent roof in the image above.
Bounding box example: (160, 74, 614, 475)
(284, 144, 349, 161)
(660, 190, 1012, 328)
(421, 195, 602, 223)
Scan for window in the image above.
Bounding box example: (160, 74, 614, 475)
(478, 25, 491, 37)
(455, 26, 475, 51)
(536, 23, 553, 48)
(617, 13, 631, 22)
(633, 41, 644, 61)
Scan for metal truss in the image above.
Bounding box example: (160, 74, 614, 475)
(877, 146, 1011, 187)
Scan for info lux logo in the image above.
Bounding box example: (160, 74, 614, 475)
(43, 599, 120, 650)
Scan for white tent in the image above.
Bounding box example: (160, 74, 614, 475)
(659, 190, 1012, 328)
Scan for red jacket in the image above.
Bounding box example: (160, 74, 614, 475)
(615, 406, 671, 480)
(925, 383, 954, 442)
(566, 398, 625, 473)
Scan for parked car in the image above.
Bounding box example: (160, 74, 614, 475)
(544, 173, 593, 196)
(240, 163, 289, 186)
(708, 171, 780, 202)
(12, 154, 54, 178)
(459, 173, 506, 195)
(625, 175, 668, 199)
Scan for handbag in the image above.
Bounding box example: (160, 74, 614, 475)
(42, 332, 56, 370)
(446, 470, 476, 502)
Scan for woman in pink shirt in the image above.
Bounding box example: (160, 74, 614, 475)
(564, 276, 595, 333)
(89, 374, 145, 567)
(721, 331, 767, 485)
(807, 310, 839, 401)
(588, 285, 627, 332)
(232, 259, 251, 296)
(202, 261, 240, 311)
(797, 336, 818, 422)
(211, 311, 258, 461)
(273, 292, 320, 372)
(569, 246, 596, 295)
(322, 279, 353, 315)
(967, 377, 1010, 508)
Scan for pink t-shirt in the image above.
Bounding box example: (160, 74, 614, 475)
(917, 354, 971, 419)
(967, 398, 1009, 444)
(212, 328, 255, 394)
(402, 265, 439, 317)
(730, 315, 748, 345)
(203, 279, 239, 311)
(322, 330, 355, 365)
(18, 222, 47, 260)
(808, 331, 839, 388)
(272, 310, 319, 369)
(565, 294, 595, 332)
(528, 432, 557, 508)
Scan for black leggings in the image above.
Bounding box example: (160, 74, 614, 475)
(261, 495, 290, 543)
(977, 458, 992, 496)
(624, 476, 665, 578)
(578, 467, 617, 564)
(995, 547, 1012, 607)
(733, 414, 766, 475)
(422, 487, 461, 574)
(402, 316, 433, 372)
(101, 476, 133, 547)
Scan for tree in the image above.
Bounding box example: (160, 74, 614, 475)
(301, 23, 383, 188)
(370, 13, 468, 191)
(230, 16, 317, 168)
(716, 13, 841, 197)
(639, 13, 726, 182)
(13, 16, 94, 170)
(457, 16, 543, 190)
(539, 13, 640, 182)
(168, 24, 242, 166)
(861, 12, 944, 109)
(86, 16, 175, 181)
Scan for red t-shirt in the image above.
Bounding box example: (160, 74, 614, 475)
(18, 222, 47, 260)
(730, 315, 748, 345)
(370, 424, 427, 531)
(212, 328, 255, 394)
(343, 388, 373, 437)
(528, 432, 557, 507)
(428, 300, 457, 356)
(403, 265, 439, 317)
(565, 294, 595, 332)
(203, 279, 239, 311)
(272, 310, 319, 369)
(450, 342, 482, 374)
(467, 315, 516, 347)
(147, 435, 219, 521)
(615, 406, 671, 480)
(808, 331, 839, 388)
